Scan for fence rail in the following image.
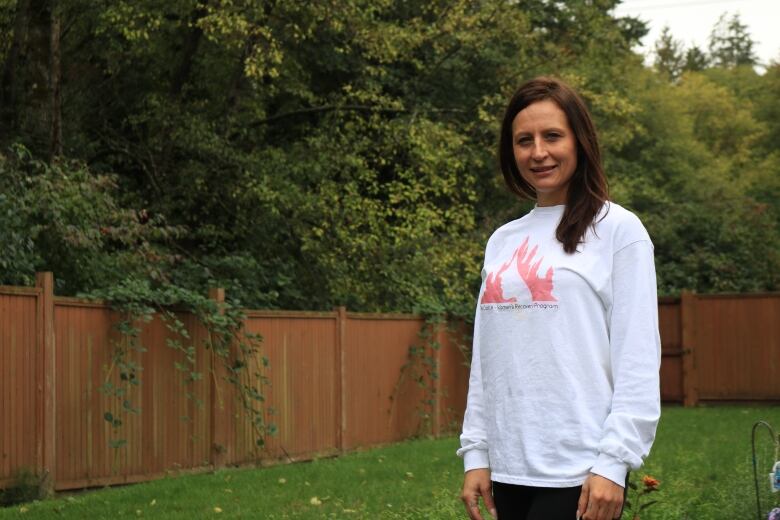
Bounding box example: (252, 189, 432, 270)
(1, 274, 778, 491)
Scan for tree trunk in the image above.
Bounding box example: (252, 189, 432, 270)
(24, 0, 52, 153)
(170, 3, 207, 97)
(0, 0, 32, 133)
(49, 0, 62, 159)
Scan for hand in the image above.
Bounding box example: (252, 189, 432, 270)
(577, 473, 625, 520)
(460, 468, 497, 520)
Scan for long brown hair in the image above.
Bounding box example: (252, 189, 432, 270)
(498, 77, 609, 254)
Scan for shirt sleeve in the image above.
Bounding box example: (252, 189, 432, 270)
(590, 239, 662, 487)
(455, 286, 490, 472)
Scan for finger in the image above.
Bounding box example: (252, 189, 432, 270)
(576, 483, 589, 519)
(611, 501, 623, 520)
(584, 496, 603, 520)
(462, 494, 483, 520)
(480, 482, 497, 519)
(595, 501, 611, 520)
(468, 500, 484, 520)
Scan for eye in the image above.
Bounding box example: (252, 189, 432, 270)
(545, 132, 562, 141)
(516, 136, 533, 146)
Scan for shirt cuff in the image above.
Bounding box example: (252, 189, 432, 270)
(463, 449, 490, 473)
(591, 453, 629, 487)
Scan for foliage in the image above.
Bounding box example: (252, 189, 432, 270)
(391, 308, 474, 437)
(653, 26, 684, 82)
(0, 468, 46, 507)
(708, 12, 758, 68)
(625, 474, 661, 519)
(683, 46, 709, 72)
(390, 314, 444, 437)
(87, 277, 273, 457)
(606, 65, 780, 294)
(0, 144, 183, 293)
(0, 0, 778, 315)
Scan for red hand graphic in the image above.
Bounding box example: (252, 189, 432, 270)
(516, 237, 557, 302)
(481, 249, 518, 304)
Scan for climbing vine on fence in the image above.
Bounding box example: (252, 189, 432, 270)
(88, 278, 274, 469)
(390, 308, 473, 437)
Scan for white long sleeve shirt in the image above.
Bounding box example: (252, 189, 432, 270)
(457, 201, 661, 488)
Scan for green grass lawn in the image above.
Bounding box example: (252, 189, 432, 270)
(1, 405, 779, 519)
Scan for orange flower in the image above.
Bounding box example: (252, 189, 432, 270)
(642, 475, 660, 490)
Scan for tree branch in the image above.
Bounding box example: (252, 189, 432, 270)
(250, 104, 464, 127)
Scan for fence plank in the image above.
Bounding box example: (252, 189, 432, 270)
(209, 288, 227, 470)
(694, 294, 780, 400)
(681, 290, 699, 407)
(36, 272, 56, 492)
(335, 306, 346, 452)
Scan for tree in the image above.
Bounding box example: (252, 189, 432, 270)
(1, 0, 777, 307)
(653, 26, 684, 81)
(708, 12, 758, 68)
(683, 45, 708, 72)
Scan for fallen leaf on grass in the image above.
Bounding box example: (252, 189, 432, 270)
(19, 507, 28, 513)
(310, 497, 322, 506)
(278, 477, 286, 484)
(150, 499, 156, 506)
(213, 506, 223, 513)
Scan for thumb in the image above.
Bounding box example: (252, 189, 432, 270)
(481, 482, 497, 519)
(576, 479, 589, 519)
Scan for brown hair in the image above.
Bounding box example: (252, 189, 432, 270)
(498, 77, 609, 254)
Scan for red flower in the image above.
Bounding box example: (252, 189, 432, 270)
(642, 475, 660, 490)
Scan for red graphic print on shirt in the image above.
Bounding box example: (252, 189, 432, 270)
(481, 236, 557, 304)
(516, 237, 557, 302)
(481, 249, 518, 303)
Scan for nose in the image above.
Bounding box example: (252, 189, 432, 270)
(530, 138, 548, 161)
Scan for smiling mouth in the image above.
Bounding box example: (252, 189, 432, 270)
(530, 165, 557, 173)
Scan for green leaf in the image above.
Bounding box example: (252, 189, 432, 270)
(640, 500, 658, 511)
(108, 439, 127, 449)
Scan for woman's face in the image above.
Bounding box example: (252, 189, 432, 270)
(511, 99, 578, 207)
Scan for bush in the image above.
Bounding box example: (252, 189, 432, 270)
(0, 468, 46, 507)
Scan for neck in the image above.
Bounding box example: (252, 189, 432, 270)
(535, 191, 567, 207)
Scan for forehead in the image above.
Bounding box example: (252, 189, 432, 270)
(511, 99, 570, 133)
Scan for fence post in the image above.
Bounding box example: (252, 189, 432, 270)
(35, 272, 56, 493)
(334, 306, 347, 452)
(681, 290, 699, 407)
(433, 321, 445, 437)
(209, 288, 228, 468)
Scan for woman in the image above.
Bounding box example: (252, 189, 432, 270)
(458, 77, 661, 520)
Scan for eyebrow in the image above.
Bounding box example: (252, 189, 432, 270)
(513, 127, 567, 137)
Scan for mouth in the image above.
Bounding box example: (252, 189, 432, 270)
(530, 165, 557, 174)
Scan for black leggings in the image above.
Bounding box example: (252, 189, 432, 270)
(491, 474, 629, 520)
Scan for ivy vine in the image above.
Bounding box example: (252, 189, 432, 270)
(390, 310, 472, 437)
(88, 278, 274, 470)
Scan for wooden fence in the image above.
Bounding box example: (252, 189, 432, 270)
(1, 274, 778, 492)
